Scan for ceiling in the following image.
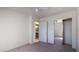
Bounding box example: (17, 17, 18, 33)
(8, 7, 76, 19)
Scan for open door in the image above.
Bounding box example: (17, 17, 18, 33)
(48, 20, 54, 44)
(39, 20, 54, 44)
(39, 21, 47, 43)
(63, 18, 72, 45)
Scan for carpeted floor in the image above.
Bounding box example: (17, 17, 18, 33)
(7, 37, 75, 52)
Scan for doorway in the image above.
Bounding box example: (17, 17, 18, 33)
(63, 18, 72, 45)
(54, 18, 72, 46)
(33, 21, 39, 43)
(54, 19, 63, 45)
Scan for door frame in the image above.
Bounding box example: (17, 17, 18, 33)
(32, 20, 40, 43)
(63, 18, 72, 45)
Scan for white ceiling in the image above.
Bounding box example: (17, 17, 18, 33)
(8, 7, 76, 19)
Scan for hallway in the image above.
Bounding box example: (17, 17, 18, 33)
(8, 37, 75, 52)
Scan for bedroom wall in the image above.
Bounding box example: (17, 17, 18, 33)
(0, 8, 32, 51)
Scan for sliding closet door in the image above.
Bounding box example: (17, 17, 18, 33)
(39, 21, 47, 43)
(48, 20, 54, 44)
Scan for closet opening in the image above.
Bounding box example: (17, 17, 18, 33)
(54, 18, 72, 46)
(33, 21, 39, 43)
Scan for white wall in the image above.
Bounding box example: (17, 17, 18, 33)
(40, 9, 77, 50)
(0, 8, 32, 51)
(76, 8, 79, 51)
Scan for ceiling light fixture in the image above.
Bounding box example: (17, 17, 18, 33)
(35, 7, 48, 12)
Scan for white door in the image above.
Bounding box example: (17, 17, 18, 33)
(39, 21, 47, 43)
(48, 20, 54, 44)
(63, 19, 72, 45)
